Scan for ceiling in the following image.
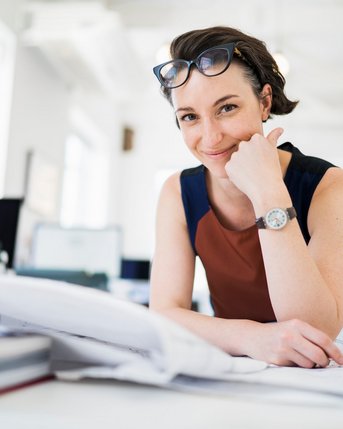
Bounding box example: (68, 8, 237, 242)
(112, 0, 343, 123)
(14, 0, 343, 137)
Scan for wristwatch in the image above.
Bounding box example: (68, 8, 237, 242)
(255, 206, 297, 230)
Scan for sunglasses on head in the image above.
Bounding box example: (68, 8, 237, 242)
(153, 42, 247, 89)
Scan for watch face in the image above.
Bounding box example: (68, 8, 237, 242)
(265, 208, 288, 230)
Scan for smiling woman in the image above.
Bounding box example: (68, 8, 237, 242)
(149, 26, 343, 369)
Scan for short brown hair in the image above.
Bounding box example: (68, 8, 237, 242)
(160, 26, 298, 119)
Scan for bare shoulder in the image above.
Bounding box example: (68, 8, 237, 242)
(157, 171, 186, 225)
(312, 167, 343, 206)
(314, 166, 343, 196)
(158, 171, 181, 209)
(160, 171, 181, 197)
(308, 166, 343, 234)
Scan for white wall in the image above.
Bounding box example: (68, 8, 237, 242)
(0, 20, 16, 196)
(68, 90, 123, 228)
(116, 88, 197, 258)
(4, 44, 69, 199)
(0, 13, 71, 264)
(0, 0, 22, 30)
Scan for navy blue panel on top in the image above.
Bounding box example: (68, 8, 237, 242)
(280, 142, 336, 244)
(180, 165, 210, 254)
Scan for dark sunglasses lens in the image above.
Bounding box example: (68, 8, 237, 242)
(159, 61, 189, 88)
(198, 48, 230, 76)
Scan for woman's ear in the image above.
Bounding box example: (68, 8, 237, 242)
(260, 83, 272, 122)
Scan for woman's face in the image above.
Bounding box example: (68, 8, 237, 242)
(171, 63, 271, 178)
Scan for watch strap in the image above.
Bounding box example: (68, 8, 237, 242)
(255, 206, 297, 230)
(255, 216, 266, 229)
(286, 206, 297, 221)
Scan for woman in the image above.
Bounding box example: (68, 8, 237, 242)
(150, 26, 343, 368)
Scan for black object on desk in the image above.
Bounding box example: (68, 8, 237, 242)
(120, 259, 151, 280)
(0, 198, 23, 269)
(15, 268, 109, 291)
(119, 259, 199, 310)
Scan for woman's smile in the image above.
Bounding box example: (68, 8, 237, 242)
(202, 144, 238, 160)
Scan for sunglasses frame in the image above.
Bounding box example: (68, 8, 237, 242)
(153, 42, 236, 89)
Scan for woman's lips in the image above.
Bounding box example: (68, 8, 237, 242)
(203, 145, 237, 159)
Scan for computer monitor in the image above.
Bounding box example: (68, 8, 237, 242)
(0, 198, 23, 269)
(30, 223, 122, 277)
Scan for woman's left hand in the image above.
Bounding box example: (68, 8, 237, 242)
(224, 128, 285, 202)
(244, 319, 343, 368)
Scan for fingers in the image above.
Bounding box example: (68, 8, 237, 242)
(264, 320, 343, 368)
(266, 127, 284, 146)
(278, 350, 320, 369)
(283, 320, 343, 368)
(299, 322, 343, 365)
(292, 337, 331, 368)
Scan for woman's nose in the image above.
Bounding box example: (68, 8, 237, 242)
(201, 118, 223, 147)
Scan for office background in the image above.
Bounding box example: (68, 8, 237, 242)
(0, 0, 342, 282)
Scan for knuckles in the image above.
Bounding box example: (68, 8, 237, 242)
(278, 319, 303, 343)
(287, 318, 303, 329)
(278, 330, 294, 346)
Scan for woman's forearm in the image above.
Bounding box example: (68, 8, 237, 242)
(253, 190, 341, 338)
(156, 306, 260, 356)
(153, 306, 343, 367)
(259, 225, 339, 332)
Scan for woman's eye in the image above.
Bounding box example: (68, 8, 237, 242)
(180, 113, 197, 122)
(221, 104, 237, 113)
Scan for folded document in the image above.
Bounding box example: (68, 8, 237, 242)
(0, 275, 342, 405)
(0, 275, 264, 385)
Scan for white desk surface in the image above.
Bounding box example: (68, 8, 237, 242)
(1, 379, 343, 429)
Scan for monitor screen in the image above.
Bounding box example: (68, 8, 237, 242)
(0, 199, 23, 269)
(30, 224, 122, 277)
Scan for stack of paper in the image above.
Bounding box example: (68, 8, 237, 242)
(0, 326, 51, 394)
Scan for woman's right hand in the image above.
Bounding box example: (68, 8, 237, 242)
(245, 319, 343, 368)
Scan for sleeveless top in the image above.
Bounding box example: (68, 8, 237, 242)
(180, 143, 336, 322)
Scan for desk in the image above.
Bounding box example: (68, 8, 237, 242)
(1, 379, 343, 429)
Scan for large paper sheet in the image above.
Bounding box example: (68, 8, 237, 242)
(1, 275, 343, 406)
(0, 275, 265, 382)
